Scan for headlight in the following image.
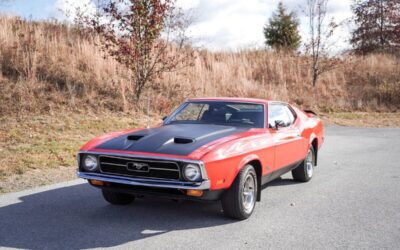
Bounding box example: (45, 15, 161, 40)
(82, 155, 98, 171)
(183, 164, 201, 182)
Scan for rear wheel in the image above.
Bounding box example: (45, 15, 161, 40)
(292, 147, 315, 182)
(102, 189, 135, 205)
(221, 165, 257, 220)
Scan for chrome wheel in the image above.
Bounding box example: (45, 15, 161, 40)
(221, 165, 258, 220)
(242, 173, 256, 214)
(305, 150, 314, 178)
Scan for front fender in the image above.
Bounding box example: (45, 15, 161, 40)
(237, 154, 260, 173)
(204, 153, 262, 190)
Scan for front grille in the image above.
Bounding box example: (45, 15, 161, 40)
(99, 155, 180, 180)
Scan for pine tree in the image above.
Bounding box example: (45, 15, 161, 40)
(264, 1, 301, 51)
(351, 0, 400, 55)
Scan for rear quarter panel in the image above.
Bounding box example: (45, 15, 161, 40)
(294, 107, 324, 150)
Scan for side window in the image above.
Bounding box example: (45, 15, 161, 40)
(268, 104, 291, 127)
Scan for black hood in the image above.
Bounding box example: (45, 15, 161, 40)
(96, 124, 250, 156)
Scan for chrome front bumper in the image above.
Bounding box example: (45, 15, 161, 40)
(77, 171, 211, 190)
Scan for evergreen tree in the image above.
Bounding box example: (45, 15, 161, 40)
(264, 1, 301, 51)
(351, 0, 400, 55)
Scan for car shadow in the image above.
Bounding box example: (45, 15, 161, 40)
(261, 176, 302, 190)
(0, 183, 234, 250)
(0, 176, 303, 249)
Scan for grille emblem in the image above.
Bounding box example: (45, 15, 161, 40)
(127, 162, 150, 172)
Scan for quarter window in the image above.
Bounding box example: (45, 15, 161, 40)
(268, 104, 294, 128)
(285, 106, 296, 124)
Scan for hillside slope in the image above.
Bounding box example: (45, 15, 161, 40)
(0, 16, 399, 116)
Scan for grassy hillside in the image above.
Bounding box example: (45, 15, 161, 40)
(0, 112, 154, 192)
(0, 16, 399, 192)
(0, 16, 399, 116)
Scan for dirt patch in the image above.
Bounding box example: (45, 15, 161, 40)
(0, 166, 76, 193)
(322, 112, 400, 128)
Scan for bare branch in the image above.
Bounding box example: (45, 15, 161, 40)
(305, 0, 340, 87)
(72, 0, 194, 102)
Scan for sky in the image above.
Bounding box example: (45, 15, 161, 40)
(0, 0, 354, 52)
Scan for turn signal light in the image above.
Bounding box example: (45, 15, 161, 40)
(216, 179, 225, 185)
(89, 179, 105, 186)
(187, 189, 203, 197)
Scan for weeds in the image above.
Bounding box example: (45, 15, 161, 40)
(0, 16, 399, 116)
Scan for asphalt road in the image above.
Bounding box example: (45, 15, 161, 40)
(1, 126, 399, 250)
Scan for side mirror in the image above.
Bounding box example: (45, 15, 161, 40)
(274, 120, 285, 130)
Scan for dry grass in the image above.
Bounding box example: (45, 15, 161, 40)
(0, 17, 129, 114)
(0, 16, 399, 116)
(0, 112, 160, 193)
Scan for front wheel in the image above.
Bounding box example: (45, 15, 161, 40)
(221, 165, 257, 220)
(292, 147, 315, 182)
(102, 189, 135, 205)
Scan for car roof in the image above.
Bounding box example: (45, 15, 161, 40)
(188, 97, 269, 105)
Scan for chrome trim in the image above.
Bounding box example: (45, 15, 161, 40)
(99, 155, 181, 179)
(149, 167, 180, 172)
(182, 163, 202, 182)
(100, 162, 126, 167)
(163, 101, 190, 125)
(199, 161, 208, 180)
(77, 171, 211, 190)
(78, 151, 209, 181)
(99, 155, 180, 170)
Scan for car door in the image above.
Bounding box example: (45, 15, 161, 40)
(268, 103, 305, 172)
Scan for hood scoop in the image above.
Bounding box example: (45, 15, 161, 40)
(174, 137, 195, 144)
(127, 134, 145, 141)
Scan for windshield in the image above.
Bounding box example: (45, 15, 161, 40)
(167, 101, 265, 128)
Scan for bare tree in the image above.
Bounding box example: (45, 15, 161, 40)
(305, 0, 338, 87)
(351, 0, 400, 55)
(75, 0, 193, 102)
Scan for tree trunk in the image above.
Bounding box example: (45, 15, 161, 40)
(312, 57, 319, 87)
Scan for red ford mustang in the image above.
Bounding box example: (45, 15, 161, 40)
(77, 98, 324, 219)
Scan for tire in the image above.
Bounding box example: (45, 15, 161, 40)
(102, 189, 135, 205)
(292, 147, 315, 182)
(221, 165, 258, 220)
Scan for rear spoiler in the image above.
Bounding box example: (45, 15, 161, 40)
(304, 110, 318, 116)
